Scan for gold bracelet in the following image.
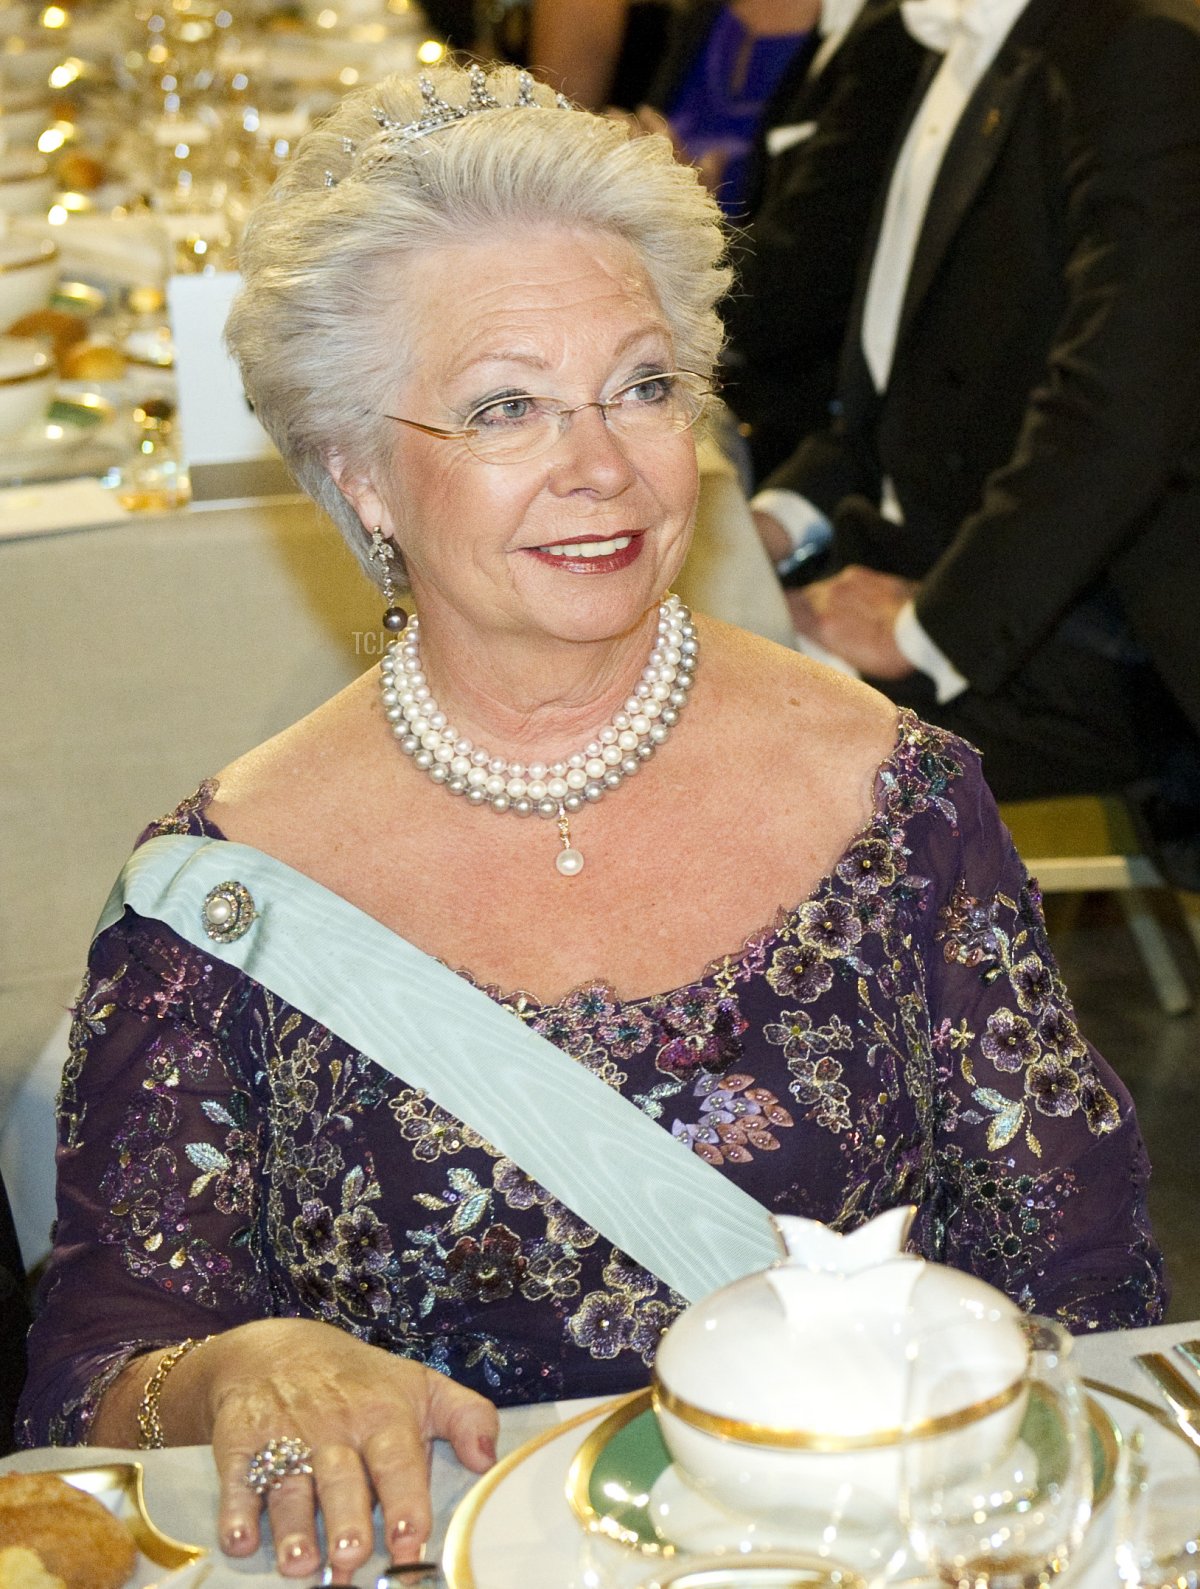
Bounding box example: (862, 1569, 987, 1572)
(136, 1335, 213, 1449)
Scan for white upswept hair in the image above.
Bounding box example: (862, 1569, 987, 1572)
(224, 61, 731, 586)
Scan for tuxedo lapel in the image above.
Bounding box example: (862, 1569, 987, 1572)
(895, 0, 1062, 349)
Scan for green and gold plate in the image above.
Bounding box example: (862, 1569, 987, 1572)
(567, 1387, 1120, 1557)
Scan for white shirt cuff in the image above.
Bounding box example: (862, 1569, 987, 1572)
(894, 601, 969, 703)
(793, 630, 862, 678)
(750, 489, 834, 562)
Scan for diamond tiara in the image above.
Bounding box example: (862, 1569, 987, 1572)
(378, 65, 569, 139)
(326, 66, 572, 186)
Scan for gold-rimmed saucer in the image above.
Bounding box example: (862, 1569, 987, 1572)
(442, 1396, 635, 1589)
(566, 1386, 1120, 1559)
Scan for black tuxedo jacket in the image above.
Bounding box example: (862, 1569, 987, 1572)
(722, 1, 928, 476)
(768, 0, 1200, 735)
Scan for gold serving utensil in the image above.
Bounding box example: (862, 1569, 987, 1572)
(1135, 1351, 1200, 1456)
(1174, 1339, 1200, 1378)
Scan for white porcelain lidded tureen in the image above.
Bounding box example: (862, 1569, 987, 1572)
(651, 1206, 1029, 1539)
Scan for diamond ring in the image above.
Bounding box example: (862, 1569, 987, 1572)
(245, 1435, 314, 1495)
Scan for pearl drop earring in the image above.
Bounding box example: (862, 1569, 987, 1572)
(369, 526, 408, 634)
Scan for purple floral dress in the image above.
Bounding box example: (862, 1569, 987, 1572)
(18, 713, 1165, 1445)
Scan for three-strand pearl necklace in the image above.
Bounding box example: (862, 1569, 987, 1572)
(378, 595, 697, 876)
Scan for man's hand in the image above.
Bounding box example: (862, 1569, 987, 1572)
(789, 565, 918, 679)
(751, 508, 794, 565)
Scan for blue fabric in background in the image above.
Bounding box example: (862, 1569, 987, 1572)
(667, 6, 811, 214)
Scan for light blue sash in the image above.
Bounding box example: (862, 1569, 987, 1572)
(95, 834, 783, 1302)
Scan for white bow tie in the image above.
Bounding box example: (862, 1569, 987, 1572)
(900, 0, 1016, 53)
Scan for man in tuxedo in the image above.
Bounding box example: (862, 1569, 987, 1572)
(723, 0, 928, 480)
(753, 0, 1200, 820)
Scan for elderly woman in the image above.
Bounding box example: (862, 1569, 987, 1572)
(19, 61, 1164, 1582)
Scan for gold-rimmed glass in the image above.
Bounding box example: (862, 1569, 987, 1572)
(1115, 1427, 1200, 1589)
(901, 1313, 1094, 1589)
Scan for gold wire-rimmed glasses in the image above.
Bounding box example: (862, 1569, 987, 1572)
(383, 369, 713, 465)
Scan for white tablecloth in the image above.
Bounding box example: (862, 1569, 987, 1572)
(3, 1320, 1197, 1587)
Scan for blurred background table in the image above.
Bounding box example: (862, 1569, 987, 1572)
(0, 491, 371, 1259)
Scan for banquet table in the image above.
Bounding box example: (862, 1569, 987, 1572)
(3, 1319, 1198, 1588)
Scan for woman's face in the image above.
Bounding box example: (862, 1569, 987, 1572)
(341, 227, 700, 651)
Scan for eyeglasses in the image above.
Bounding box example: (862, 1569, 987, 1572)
(383, 369, 713, 465)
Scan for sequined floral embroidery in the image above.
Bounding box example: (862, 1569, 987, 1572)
(390, 1089, 488, 1161)
(764, 1010, 854, 1132)
(936, 880, 1119, 1158)
(567, 1251, 677, 1364)
(672, 1072, 794, 1165)
(59, 968, 123, 1148)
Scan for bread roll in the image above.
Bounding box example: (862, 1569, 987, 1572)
(0, 1474, 137, 1589)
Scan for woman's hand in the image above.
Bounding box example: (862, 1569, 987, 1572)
(160, 1320, 497, 1580)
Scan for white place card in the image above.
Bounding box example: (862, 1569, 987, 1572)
(168, 271, 277, 469)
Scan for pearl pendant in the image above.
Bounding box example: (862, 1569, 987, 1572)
(554, 803, 584, 876)
(555, 846, 584, 877)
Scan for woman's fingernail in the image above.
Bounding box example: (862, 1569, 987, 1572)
(333, 1533, 361, 1555)
(391, 1519, 411, 1548)
(279, 1536, 309, 1566)
(222, 1521, 251, 1551)
(480, 1435, 497, 1465)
